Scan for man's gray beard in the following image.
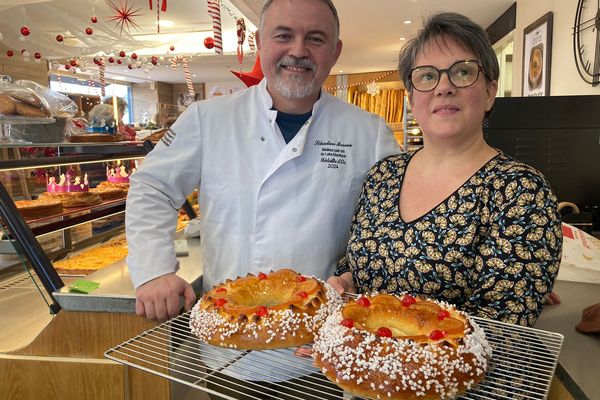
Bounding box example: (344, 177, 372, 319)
(273, 74, 316, 99)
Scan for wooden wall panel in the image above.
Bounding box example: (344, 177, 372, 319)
(0, 356, 124, 400)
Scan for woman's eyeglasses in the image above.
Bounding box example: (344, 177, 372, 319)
(410, 60, 485, 92)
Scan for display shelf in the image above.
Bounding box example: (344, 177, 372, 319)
(0, 141, 147, 313)
(402, 96, 423, 152)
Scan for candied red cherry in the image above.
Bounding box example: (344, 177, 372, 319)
(340, 318, 354, 328)
(429, 329, 446, 341)
(296, 275, 306, 282)
(401, 294, 416, 307)
(214, 298, 227, 307)
(437, 310, 450, 320)
(376, 327, 393, 338)
(356, 297, 371, 307)
(296, 291, 308, 299)
(256, 306, 268, 317)
(215, 287, 227, 293)
(258, 272, 268, 280)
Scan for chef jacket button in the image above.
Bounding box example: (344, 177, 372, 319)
(292, 148, 297, 152)
(260, 136, 265, 141)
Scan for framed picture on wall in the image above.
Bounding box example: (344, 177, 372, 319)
(522, 12, 553, 96)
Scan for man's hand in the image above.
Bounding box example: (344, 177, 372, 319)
(326, 272, 356, 295)
(135, 273, 196, 321)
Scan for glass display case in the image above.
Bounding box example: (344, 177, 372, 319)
(0, 141, 147, 313)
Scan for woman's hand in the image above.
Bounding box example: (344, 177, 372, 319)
(544, 291, 561, 305)
(326, 272, 356, 295)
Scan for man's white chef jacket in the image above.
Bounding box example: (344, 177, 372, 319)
(126, 79, 401, 291)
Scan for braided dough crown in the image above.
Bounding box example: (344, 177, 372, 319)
(313, 293, 491, 400)
(189, 269, 342, 350)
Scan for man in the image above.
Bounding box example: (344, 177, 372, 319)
(126, 0, 401, 322)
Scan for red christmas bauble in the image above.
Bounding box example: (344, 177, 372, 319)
(91, 16, 98, 23)
(151, 56, 158, 65)
(56, 34, 64, 42)
(65, 64, 71, 70)
(34, 52, 41, 59)
(131, 53, 138, 60)
(85, 27, 93, 35)
(20, 26, 30, 36)
(127, 64, 133, 69)
(117, 59, 122, 64)
(6, 50, 14, 57)
(108, 57, 115, 63)
(119, 50, 126, 57)
(169, 45, 175, 51)
(70, 59, 77, 67)
(203, 37, 215, 49)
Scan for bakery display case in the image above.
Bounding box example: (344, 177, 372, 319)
(0, 142, 146, 311)
(0, 140, 204, 400)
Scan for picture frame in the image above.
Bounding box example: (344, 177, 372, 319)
(522, 12, 553, 96)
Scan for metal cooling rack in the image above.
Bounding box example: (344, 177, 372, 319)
(105, 310, 564, 400)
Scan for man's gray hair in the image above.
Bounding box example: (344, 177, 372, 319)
(259, 0, 340, 40)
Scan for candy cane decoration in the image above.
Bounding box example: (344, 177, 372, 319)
(171, 55, 194, 95)
(99, 61, 106, 97)
(236, 18, 246, 65)
(207, 0, 223, 54)
(149, 0, 167, 32)
(248, 31, 256, 52)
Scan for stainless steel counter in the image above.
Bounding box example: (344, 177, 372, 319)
(53, 237, 203, 313)
(535, 280, 600, 400)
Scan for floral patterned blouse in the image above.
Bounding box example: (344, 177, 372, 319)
(336, 151, 562, 327)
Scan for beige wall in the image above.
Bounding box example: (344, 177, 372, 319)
(514, 0, 600, 96)
(0, 52, 49, 85)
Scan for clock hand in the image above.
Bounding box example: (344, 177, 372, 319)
(575, 18, 597, 34)
(594, 26, 600, 85)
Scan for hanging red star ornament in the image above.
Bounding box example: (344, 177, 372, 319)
(105, 0, 144, 36)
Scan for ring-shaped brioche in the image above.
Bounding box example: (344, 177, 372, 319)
(313, 293, 492, 400)
(189, 269, 342, 350)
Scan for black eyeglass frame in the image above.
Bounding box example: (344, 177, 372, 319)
(409, 59, 489, 92)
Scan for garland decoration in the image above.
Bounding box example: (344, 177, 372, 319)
(236, 18, 246, 65)
(324, 70, 397, 91)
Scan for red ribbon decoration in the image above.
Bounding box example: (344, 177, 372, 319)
(149, 0, 166, 11)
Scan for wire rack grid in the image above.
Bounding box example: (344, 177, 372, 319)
(104, 310, 564, 400)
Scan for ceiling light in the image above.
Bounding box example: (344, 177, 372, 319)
(339, 70, 344, 73)
(403, 20, 412, 24)
(158, 20, 175, 27)
(112, 76, 127, 80)
(399, 37, 406, 41)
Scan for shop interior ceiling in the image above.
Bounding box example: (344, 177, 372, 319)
(0, 0, 515, 85)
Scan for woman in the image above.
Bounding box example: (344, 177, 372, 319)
(328, 12, 562, 327)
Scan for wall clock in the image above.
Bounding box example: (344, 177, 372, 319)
(573, 0, 600, 86)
